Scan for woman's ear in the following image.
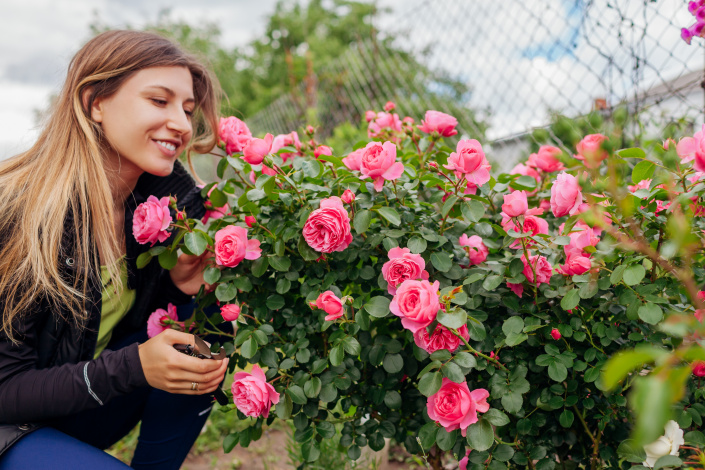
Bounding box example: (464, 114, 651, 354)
(81, 86, 103, 123)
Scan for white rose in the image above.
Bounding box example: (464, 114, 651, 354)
(642, 420, 684, 468)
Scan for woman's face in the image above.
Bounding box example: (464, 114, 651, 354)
(91, 66, 195, 178)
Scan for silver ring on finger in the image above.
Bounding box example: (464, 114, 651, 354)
(191, 382, 199, 391)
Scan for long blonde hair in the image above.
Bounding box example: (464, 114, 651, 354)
(0, 30, 221, 342)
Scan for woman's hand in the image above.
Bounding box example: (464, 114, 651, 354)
(169, 251, 212, 296)
(137, 329, 228, 395)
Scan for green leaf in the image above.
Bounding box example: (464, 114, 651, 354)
(493, 444, 515, 462)
(418, 422, 438, 450)
(408, 236, 428, 254)
(561, 289, 580, 310)
(617, 439, 647, 463)
(247, 188, 266, 201)
(437, 307, 467, 329)
(431, 252, 453, 272)
(203, 266, 221, 284)
(442, 195, 458, 218)
(251, 256, 269, 277)
(454, 351, 477, 369)
(510, 175, 537, 191)
(353, 210, 372, 235)
(618, 147, 646, 159)
(364, 296, 391, 318)
(461, 200, 485, 222)
(442, 362, 465, 383)
(384, 390, 402, 409)
(269, 256, 291, 272)
(329, 344, 345, 366)
(240, 337, 258, 358)
(319, 383, 337, 402)
(184, 231, 208, 256)
(559, 409, 574, 428)
(223, 433, 239, 453)
(298, 235, 320, 260)
(383, 353, 404, 373)
(632, 160, 656, 184)
(316, 422, 336, 439)
(508, 258, 524, 277)
(482, 274, 503, 291)
(603, 347, 665, 390)
(302, 160, 321, 178)
(638, 303, 663, 325)
(502, 391, 523, 414)
(623, 264, 646, 286)
(266, 295, 285, 310)
(505, 332, 528, 346)
(611, 265, 627, 284)
(347, 446, 361, 461)
(653, 455, 682, 469)
(302, 440, 321, 462)
(502, 316, 524, 336)
(136, 252, 152, 269)
(286, 385, 307, 405)
(215, 282, 237, 302)
(158, 249, 178, 270)
(436, 428, 457, 451)
(377, 207, 401, 226)
(419, 371, 442, 396)
(304, 377, 322, 398)
(548, 362, 568, 382)
(466, 418, 494, 451)
(483, 409, 510, 427)
(342, 337, 361, 356)
(630, 375, 672, 445)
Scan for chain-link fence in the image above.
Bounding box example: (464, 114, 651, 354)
(247, 0, 704, 171)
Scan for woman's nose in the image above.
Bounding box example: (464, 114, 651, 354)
(167, 107, 192, 135)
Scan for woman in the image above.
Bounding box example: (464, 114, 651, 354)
(0, 30, 228, 469)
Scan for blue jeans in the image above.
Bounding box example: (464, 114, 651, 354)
(0, 303, 227, 470)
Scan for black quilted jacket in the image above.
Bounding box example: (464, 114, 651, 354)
(0, 161, 205, 456)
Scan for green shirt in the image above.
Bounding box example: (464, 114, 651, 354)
(94, 259, 136, 358)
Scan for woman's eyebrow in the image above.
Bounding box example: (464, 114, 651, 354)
(144, 85, 195, 103)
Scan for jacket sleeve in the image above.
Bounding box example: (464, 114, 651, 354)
(0, 307, 148, 424)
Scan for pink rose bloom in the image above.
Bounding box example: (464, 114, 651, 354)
(696, 309, 705, 322)
(676, 124, 705, 164)
(384, 101, 396, 112)
(219, 116, 252, 155)
(550, 328, 562, 340)
(245, 216, 256, 227)
(316, 291, 344, 321)
(418, 110, 458, 137)
(459, 234, 488, 265)
(693, 361, 705, 377)
(133, 195, 172, 246)
(565, 226, 600, 257)
(528, 145, 565, 173)
(521, 253, 553, 286)
(413, 324, 470, 354)
(458, 450, 472, 470)
(501, 207, 549, 249)
(444, 139, 491, 187)
(539, 199, 551, 212)
(550, 172, 583, 217)
(557, 252, 592, 276)
(303, 196, 353, 253)
(368, 112, 402, 138)
(314, 145, 333, 159)
(574, 134, 608, 169)
(507, 282, 524, 297)
(390, 279, 441, 333)
(231, 365, 280, 418)
(502, 190, 528, 217)
(628, 179, 652, 193)
(341, 189, 355, 204)
(261, 165, 277, 176)
(271, 131, 302, 163)
(426, 379, 489, 436)
(359, 141, 405, 192)
(365, 110, 376, 122)
(382, 247, 430, 295)
(202, 185, 230, 224)
(221, 304, 241, 321)
(242, 133, 273, 165)
(402, 116, 415, 125)
(698, 290, 705, 301)
(147, 303, 178, 338)
(342, 148, 365, 171)
(214, 225, 262, 267)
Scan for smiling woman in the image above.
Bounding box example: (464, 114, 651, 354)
(0, 30, 228, 470)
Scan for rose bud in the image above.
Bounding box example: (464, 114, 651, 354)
(245, 215, 256, 227)
(550, 328, 562, 340)
(384, 101, 396, 111)
(341, 189, 355, 204)
(306, 125, 315, 135)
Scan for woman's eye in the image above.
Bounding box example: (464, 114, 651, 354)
(151, 98, 167, 106)
(184, 109, 194, 117)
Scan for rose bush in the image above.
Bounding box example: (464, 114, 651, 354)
(134, 105, 705, 469)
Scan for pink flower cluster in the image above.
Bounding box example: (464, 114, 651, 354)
(231, 365, 280, 418)
(682, 1, 705, 44)
(427, 379, 489, 436)
(677, 124, 705, 172)
(133, 195, 173, 246)
(459, 234, 488, 265)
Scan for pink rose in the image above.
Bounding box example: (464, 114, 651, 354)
(521, 253, 553, 286)
(426, 379, 489, 436)
(359, 141, 405, 192)
(550, 172, 583, 217)
(342, 148, 365, 171)
(574, 134, 608, 169)
(214, 225, 262, 267)
(368, 112, 402, 139)
(502, 190, 528, 217)
(444, 140, 491, 187)
(242, 133, 273, 165)
(271, 131, 302, 163)
(390, 279, 441, 333)
(550, 328, 562, 340)
(261, 165, 277, 177)
(510, 162, 541, 196)
(507, 282, 524, 297)
(219, 116, 252, 155)
(202, 185, 230, 224)
(413, 324, 470, 354)
(303, 196, 353, 253)
(231, 365, 280, 418)
(341, 189, 355, 204)
(316, 291, 344, 321)
(693, 361, 705, 377)
(314, 145, 333, 159)
(528, 145, 564, 173)
(557, 252, 592, 276)
(382, 247, 430, 295)
(245, 216, 256, 227)
(459, 450, 472, 470)
(133, 195, 172, 246)
(565, 226, 600, 257)
(221, 304, 241, 321)
(418, 110, 458, 137)
(147, 303, 178, 338)
(384, 101, 396, 111)
(459, 234, 488, 265)
(365, 110, 376, 122)
(501, 207, 549, 249)
(676, 124, 705, 164)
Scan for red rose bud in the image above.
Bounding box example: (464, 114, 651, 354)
(245, 215, 256, 227)
(550, 328, 562, 340)
(341, 189, 355, 204)
(176, 210, 186, 221)
(384, 101, 396, 112)
(306, 125, 315, 136)
(309, 301, 317, 309)
(427, 161, 439, 172)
